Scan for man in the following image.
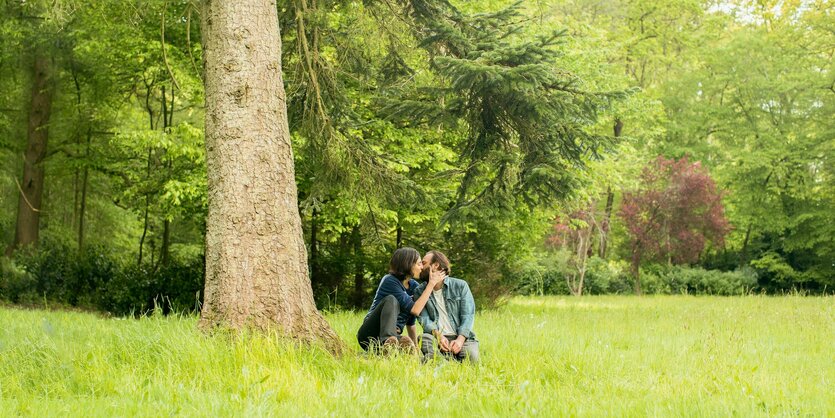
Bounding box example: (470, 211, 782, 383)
(416, 250, 479, 363)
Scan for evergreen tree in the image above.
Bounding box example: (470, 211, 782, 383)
(382, 1, 626, 216)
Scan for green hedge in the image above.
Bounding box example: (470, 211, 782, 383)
(512, 254, 757, 296)
(0, 239, 203, 315)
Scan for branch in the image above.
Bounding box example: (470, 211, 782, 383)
(186, 3, 201, 78)
(161, 1, 181, 90)
(14, 176, 41, 213)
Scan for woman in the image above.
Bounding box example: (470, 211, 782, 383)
(357, 247, 444, 352)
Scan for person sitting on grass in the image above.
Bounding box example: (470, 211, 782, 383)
(415, 250, 479, 363)
(356, 247, 444, 354)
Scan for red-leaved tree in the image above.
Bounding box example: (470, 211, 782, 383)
(619, 156, 730, 294)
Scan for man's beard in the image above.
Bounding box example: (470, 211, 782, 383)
(419, 266, 430, 281)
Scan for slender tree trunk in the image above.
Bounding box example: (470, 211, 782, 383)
(72, 169, 79, 229)
(71, 62, 83, 232)
(199, 0, 342, 353)
(77, 129, 90, 251)
(631, 250, 642, 295)
(395, 213, 403, 249)
(351, 224, 364, 309)
(159, 85, 173, 267)
(138, 146, 152, 266)
(739, 221, 753, 266)
(7, 55, 53, 256)
(138, 194, 150, 266)
(160, 220, 171, 266)
(310, 207, 319, 287)
(613, 118, 623, 137)
(598, 119, 622, 259)
(599, 187, 615, 258)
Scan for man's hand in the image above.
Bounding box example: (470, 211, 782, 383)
(437, 334, 451, 352)
(450, 336, 466, 355)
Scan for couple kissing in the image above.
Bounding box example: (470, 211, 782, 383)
(356, 247, 479, 363)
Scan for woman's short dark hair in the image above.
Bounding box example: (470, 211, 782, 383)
(388, 247, 420, 279)
(426, 250, 451, 276)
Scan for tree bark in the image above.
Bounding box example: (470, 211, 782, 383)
(310, 207, 319, 287)
(598, 119, 621, 259)
(159, 86, 173, 267)
(7, 55, 53, 256)
(395, 213, 403, 249)
(739, 221, 753, 266)
(78, 129, 91, 252)
(351, 224, 364, 309)
(199, 0, 342, 353)
(160, 219, 171, 266)
(137, 148, 152, 266)
(631, 250, 642, 295)
(599, 187, 614, 258)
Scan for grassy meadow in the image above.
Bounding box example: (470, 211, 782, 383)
(0, 296, 833, 417)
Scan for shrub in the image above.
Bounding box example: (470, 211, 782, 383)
(584, 257, 632, 294)
(0, 257, 37, 304)
(2, 239, 204, 316)
(511, 252, 571, 296)
(656, 265, 757, 295)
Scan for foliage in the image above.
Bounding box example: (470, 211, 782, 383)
(621, 156, 730, 265)
(619, 156, 730, 293)
(1, 0, 832, 311)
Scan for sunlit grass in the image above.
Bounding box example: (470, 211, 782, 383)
(1, 296, 832, 417)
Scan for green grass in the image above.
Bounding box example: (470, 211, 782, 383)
(1, 296, 833, 417)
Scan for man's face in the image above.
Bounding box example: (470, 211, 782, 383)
(420, 253, 434, 281)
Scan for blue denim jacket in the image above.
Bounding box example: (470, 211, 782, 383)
(416, 277, 477, 340)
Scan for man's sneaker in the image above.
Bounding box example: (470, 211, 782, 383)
(399, 336, 417, 354)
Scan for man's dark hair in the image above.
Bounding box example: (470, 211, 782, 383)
(388, 247, 420, 279)
(426, 250, 451, 275)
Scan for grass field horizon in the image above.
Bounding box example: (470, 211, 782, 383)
(1, 295, 833, 417)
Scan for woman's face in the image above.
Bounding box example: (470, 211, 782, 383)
(409, 256, 423, 279)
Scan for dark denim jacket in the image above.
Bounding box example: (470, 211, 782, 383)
(415, 277, 477, 340)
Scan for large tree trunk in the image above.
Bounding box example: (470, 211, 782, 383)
(199, 0, 342, 353)
(7, 55, 53, 256)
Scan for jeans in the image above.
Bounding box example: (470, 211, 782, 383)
(420, 333, 479, 363)
(357, 295, 400, 351)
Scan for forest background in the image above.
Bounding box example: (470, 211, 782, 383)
(1, 0, 832, 315)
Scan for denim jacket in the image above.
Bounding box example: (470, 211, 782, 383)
(416, 277, 477, 340)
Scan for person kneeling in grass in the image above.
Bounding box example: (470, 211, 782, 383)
(357, 247, 444, 353)
(416, 250, 479, 363)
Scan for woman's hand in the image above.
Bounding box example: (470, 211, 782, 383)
(411, 265, 444, 316)
(428, 265, 445, 287)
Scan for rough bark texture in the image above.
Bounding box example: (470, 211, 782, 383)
(199, 0, 343, 354)
(8, 55, 53, 255)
